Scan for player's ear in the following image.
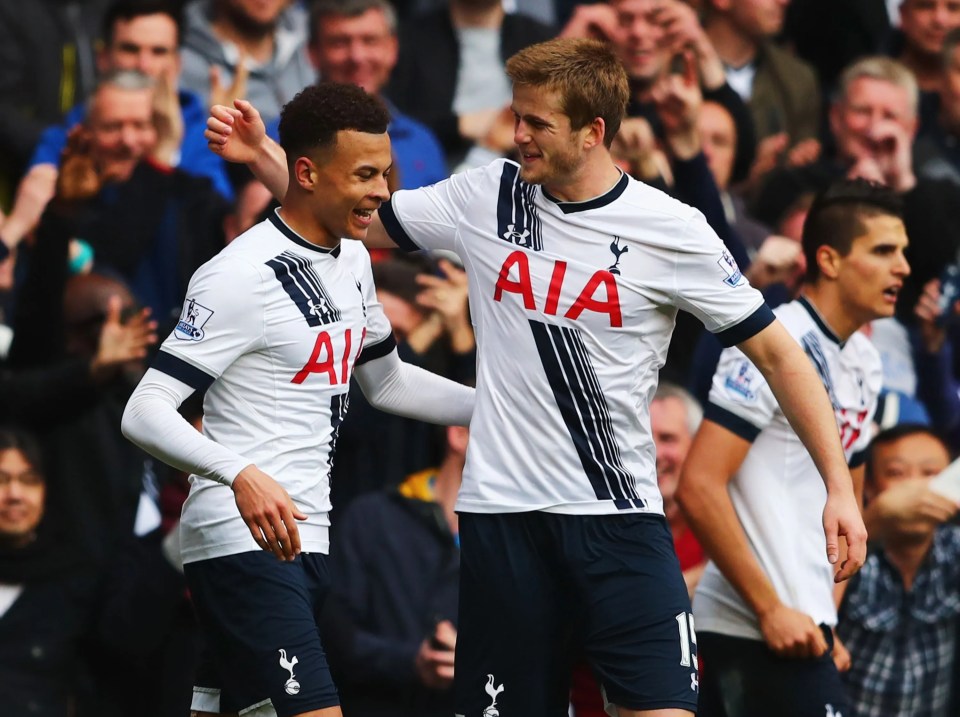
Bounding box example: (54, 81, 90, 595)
(293, 156, 317, 191)
(816, 245, 842, 280)
(582, 117, 605, 151)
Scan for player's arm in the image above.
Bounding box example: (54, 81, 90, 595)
(121, 369, 306, 562)
(736, 319, 867, 582)
(353, 347, 473, 426)
(677, 421, 829, 659)
(205, 99, 396, 248)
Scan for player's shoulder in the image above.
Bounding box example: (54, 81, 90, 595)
(618, 175, 700, 224)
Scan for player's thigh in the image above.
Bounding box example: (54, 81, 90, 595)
(698, 630, 849, 717)
(574, 514, 698, 715)
(185, 552, 339, 717)
(456, 512, 574, 717)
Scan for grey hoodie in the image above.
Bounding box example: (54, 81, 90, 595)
(179, 0, 315, 123)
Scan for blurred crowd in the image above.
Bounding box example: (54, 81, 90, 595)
(3, 0, 960, 716)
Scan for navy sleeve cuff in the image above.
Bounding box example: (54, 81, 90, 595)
(152, 350, 216, 392)
(705, 402, 761, 442)
(356, 334, 397, 366)
(379, 199, 421, 253)
(715, 303, 775, 347)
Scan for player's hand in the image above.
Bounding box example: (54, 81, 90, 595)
(758, 603, 829, 658)
(415, 619, 457, 689)
(831, 631, 851, 672)
(205, 99, 266, 165)
(232, 465, 307, 561)
(823, 487, 867, 583)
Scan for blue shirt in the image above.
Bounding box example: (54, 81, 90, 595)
(267, 101, 448, 190)
(29, 89, 234, 201)
(838, 526, 960, 717)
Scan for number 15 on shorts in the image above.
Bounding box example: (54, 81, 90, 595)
(676, 612, 698, 676)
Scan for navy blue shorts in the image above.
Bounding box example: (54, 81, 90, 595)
(698, 629, 849, 717)
(455, 512, 698, 717)
(184, 551, 338, 716)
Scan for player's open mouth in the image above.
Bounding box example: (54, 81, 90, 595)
(354, 208, 374, 223)
(882, 285, 900, 301)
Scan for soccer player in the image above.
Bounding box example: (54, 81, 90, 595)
(204, 38, 867, 717)
(121, 82, 474, 717)
(677, 179, 910, 717)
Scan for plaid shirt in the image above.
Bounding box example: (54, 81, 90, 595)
(837, 526, 960, 717)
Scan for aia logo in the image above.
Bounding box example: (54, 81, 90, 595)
(292, 327, 366, 385)
(494, 250, 623, 327)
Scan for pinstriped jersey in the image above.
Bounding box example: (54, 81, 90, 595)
(380, 159, 773, 515)
(694, 297, 881, 639)
(153, 210, 394, 563)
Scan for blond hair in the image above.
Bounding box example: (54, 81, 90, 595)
(506, 38, 629, 148)
(837, 56, 919, 117)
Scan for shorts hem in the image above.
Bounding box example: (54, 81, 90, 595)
(192, 687, 220, 712)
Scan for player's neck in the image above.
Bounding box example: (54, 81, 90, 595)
(543, 157, 623, 203)
(798, 287, 862, 343)
(276, 204, 339, 249)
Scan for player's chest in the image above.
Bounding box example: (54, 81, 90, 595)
(261, 259, 369, 387)
(466, 219, 659, 331)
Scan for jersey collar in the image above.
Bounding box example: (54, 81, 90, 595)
(269, 209, 342, 257)
(798, 295, 843, 347)
(542, 170, 629, 214)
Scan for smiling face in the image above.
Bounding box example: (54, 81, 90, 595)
(87, 84, 157, 183)
(831, 77, 917, 164)
(100, 13, 180, 79)
(830, 214, 910, 324)
(0, 449, 45, 548)
(610, 0, 669, 84)
(900, 0, 960, 58)
(512, 84, 592, 189)
(309, 8, 397, 95)
(300, 129, 392, 245)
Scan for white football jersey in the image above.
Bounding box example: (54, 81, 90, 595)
(153, 211, 393, 563)
(694, 297, 881, 638)
(381, 159, 771, 515)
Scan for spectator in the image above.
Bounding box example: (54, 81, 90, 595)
(0, 0, 234, 258)
(915, 26, 960, 183)
(386, 0, 556, 168)
(703, 0, 822, 182)
(896, 0, 960, 96)
(562, 0, 758, 185)
(14, 70, 228, 329)
(839, 424, 960, 717)
(0, 0, 110, 201)
(321, 425, 466, 717)
(0, 425, 192, 717)
(679, 179, 909, 717)
(306, 0, 448, 189)
(180, 0, 313, 124)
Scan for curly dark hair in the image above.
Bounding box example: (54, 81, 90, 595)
(278, 81, 390, 164)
